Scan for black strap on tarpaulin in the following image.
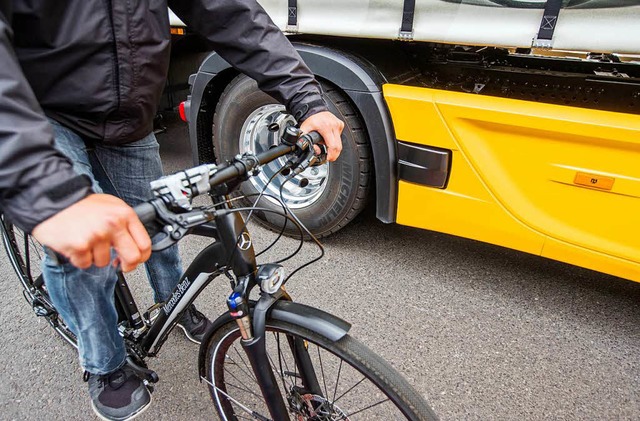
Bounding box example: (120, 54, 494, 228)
(534, 0, 563, 46)
(399, 0, 416, 40)
(287, 0, 298, 28)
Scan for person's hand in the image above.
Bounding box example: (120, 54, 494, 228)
(299, 111, 344, 162)
(32, 194, 152, 272)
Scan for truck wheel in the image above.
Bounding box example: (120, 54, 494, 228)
(213, 74, 371, 238)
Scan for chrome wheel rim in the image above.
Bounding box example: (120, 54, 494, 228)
(239, 104, 329, 209)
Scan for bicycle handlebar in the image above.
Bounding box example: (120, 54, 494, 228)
(134, 129, 324, 230)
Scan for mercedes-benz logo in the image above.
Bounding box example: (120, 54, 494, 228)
(237, 232, 252, 251)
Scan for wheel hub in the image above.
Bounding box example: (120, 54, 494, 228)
(288, 387, 350, 421)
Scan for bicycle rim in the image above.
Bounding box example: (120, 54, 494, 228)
(205, 319, 437, 421)
(1, 215, 77, 347)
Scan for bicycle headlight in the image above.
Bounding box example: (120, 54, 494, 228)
(257, 264, 286, 294)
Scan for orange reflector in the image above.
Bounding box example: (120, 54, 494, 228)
(574, 172, 615, 191)
(170, 27, 185, 35)
(179, 101, 187, 122)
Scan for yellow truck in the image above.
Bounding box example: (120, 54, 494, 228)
(177, 1, 640, 283)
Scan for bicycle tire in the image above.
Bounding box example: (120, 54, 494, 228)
(1, 214, 77, 347)
(204, 318, 438, 420)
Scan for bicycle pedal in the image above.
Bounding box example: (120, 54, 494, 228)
(126, 357, 159, 384)
(33, 305, 51, 317)
(144, 382, 155, 394)
(32, 297, 55, 317)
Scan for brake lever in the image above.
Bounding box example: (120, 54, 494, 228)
(279, 127, 326, 175)
(309, 143, 328, 167)
(151, 201, 217, 251)
(291, 143, 328, 176)
(292, 149, 316, 176)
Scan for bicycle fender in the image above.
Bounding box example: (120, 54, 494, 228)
(198, 300, 351, 379)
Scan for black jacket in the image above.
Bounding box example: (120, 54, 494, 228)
(0, 0, 326, 232)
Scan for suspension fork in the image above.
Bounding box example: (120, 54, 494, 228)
(228, 288, 324, 420)
(229, 289, 290, 420)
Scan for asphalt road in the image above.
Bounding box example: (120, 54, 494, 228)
(1, 117, 639, 420)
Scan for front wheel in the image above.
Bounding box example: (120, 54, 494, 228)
(204, 319, 437, 420)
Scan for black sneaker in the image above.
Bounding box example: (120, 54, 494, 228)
(176, 305, 212, 344)
(84, 364, 151, 421)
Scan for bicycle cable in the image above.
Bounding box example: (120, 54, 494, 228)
(277, 172, 325, 285)
(230, 193, 292, 260)
(209, 192, 290, 259)
(220, 165, 303, 279)
(214, 146, 326, 286)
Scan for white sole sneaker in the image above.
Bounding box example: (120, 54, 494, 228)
(177, 323, 202, 344)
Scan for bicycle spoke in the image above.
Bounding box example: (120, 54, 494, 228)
(215, 386, 272, 420)
(274, 332, 299, 385)
(28, 235, 43, 260)
(344, 397, 392, 417)
(272, 332, 292, 391)
(317, 345, 329, 399)
(223, 378, 263, 399)
(230, 346, 258, 383)
(332, 359, 343, 403)
(223, 366, 259, 394)
(333, 377, 367, 403)
(266, 351, 290, 391)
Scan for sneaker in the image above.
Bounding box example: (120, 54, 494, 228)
(84, 364, 152, 421)
(176, 305, 212, 344)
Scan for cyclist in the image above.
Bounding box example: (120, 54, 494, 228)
(0, 1, 344, 420)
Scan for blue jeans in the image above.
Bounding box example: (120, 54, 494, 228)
(43, 120, 183, 375)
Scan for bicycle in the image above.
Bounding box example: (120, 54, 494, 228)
(1, 125, 438, 420)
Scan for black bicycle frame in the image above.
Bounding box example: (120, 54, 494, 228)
(113, 202, 308, 419)
(113, 214, 233, 356)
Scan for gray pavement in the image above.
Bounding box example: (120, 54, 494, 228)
(1, 118, 639, 420)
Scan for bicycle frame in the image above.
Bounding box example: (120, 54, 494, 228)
(114, 204, 240, 356)
(114, 201, 318, 419)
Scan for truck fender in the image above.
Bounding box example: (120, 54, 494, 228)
(197, 300, 352, 380)
(188, 42, 398, 224)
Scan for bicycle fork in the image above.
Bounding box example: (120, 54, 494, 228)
(217, 210, 323, 420)
(227, 287, 323, 421)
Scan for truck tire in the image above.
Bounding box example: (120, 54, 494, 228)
(212, 74, 371, 238)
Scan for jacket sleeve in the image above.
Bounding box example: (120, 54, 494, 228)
(0, 7, 92, 233)
(169, 0, 328, 121)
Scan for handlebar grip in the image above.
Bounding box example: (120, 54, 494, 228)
(134, 202, 162, 237)
(301, 131, 323, 145)
(301, 131, 327, 167)
(134, 202, 157, 224)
